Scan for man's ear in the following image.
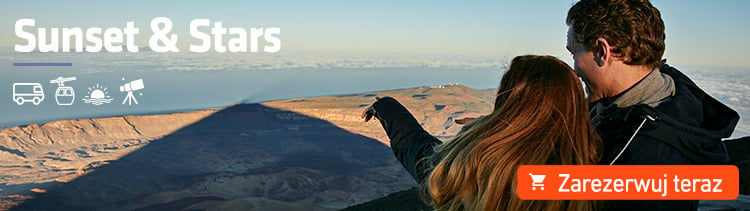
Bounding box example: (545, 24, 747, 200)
(594, 37, 610, 67)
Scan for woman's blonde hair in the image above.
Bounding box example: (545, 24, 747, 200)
(422, 55, 601, 210)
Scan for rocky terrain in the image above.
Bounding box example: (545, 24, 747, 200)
(0, 85, 495, 210)
(4, 84, 747, 211)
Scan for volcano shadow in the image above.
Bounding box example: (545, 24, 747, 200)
(12, 104, 414, 210)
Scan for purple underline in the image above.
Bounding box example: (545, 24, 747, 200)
(13, 62, 73, 67)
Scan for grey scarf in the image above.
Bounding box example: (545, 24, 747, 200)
(612, 68, 676, 108)
(592, 68, 676, 118)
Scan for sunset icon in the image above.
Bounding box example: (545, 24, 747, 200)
(82, 84, 114, 105)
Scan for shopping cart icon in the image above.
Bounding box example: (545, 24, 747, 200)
(529, 173, 546, 190)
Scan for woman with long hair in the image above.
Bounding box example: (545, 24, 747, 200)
(363, 55, 601, 210)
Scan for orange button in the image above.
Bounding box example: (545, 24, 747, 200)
(517, 165, 738, 200)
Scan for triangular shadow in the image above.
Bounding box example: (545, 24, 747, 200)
(12, 104, 415, 210)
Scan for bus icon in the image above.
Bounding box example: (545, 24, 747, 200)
(12, 83, 45, 105)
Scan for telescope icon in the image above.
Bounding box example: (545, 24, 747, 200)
(120, 79, 144, 105)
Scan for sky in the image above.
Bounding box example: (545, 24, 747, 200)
(1, 0, 749, 67)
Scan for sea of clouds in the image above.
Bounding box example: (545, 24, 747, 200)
(2, 52, 748, 138)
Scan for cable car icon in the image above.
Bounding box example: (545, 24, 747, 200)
(50, 77, 76, 106)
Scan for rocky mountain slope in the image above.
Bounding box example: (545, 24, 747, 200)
(0, 85, 495, 210)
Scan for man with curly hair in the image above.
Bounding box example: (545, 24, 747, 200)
(566, 0, 740, 210)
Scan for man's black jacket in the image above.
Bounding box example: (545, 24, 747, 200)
(590, 63, 739, 210)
